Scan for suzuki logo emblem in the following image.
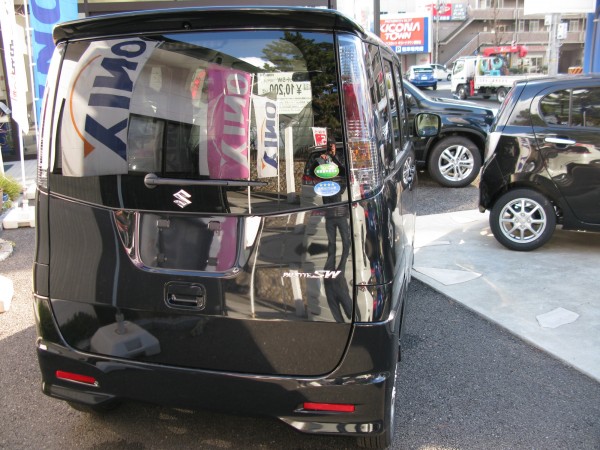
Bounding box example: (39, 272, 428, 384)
(173, 189, 192, 208)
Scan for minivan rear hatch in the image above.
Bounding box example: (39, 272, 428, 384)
(42, 20, 357, 376)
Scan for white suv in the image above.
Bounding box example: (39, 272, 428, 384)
(430, 63, 451, 81)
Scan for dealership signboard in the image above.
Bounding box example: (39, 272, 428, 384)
(380, 14, 432, 54)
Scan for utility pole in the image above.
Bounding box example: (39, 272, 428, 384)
(513, 0, 518, 44)
(546, 13, 561, 75)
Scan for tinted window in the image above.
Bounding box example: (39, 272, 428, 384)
(392, 62, 408, 140)
(383, 59, 402, 167)
(367, 45, 393, 172)
(540, 89, 571, 125)
(50, 31, 344, 213)
(540, 87, 600, 128)
(570, 88, 600, 127)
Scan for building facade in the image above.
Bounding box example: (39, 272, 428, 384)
(380, 0, 587, 73)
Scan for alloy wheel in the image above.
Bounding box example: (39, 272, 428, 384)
(498, 197, 548, 244)
(437, 144, 475, 182)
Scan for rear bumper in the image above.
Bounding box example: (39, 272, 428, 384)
(410, 79, 436, 88)
(35, 298, 400, 438)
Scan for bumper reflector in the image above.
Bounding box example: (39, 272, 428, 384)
(303, 402, 355, 413)
(55, 370, 98, 386)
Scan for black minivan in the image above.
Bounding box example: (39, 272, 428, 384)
(33, 7, 437, 448)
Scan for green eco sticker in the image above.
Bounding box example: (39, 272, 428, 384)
(314, 163, 339, 179)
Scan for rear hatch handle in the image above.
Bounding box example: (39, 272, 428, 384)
(144, 173, 267, 189)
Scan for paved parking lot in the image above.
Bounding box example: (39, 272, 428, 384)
(414, 209, 600, 382)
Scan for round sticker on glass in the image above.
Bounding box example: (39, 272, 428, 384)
(314, 181, 341, 197)
(314, 163, 339, 179)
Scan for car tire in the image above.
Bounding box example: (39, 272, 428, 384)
(457, 84, 467, 100)
(428, 136, 482, 187)
(432, 84, 437, 91)
(489, 188, 556, 251)
(496, 87, 508, 103)
(447, 73, 451, 81)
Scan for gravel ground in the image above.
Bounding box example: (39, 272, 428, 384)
(414, 169, 480, 216)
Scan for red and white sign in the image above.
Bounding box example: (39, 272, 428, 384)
(426, 3, 453, 17)
(380, 16, 426, 48)
(312, 127, 328, 147)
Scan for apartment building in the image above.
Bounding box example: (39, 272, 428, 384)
(381, 0, 587, 73)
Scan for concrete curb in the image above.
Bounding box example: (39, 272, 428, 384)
(0, 238, 13, 261)
(0, 274, 14, 312)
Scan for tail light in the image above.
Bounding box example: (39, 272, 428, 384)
(55, 370, 98, 387)
(339, 37, 382, 201)
(302, 402, 355, 413)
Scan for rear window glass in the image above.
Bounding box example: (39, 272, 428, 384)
(413, 67, 432, 73)
(49, 30, 345, 214)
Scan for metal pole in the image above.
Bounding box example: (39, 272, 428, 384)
(374, 0, 380, 37)
(435, 0, 439, 64)
(514, 0, 518, 44)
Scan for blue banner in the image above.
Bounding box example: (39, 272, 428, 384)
(30, 0, 78, 123)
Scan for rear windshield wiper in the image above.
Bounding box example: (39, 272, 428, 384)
(144, 173, 267, 189)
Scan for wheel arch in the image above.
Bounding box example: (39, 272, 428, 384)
(487, 176, 564, 224)
(424, 129, 486, 164)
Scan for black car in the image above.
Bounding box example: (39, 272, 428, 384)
(479, 75, 600, 251)
(404, 80, 496, 187)
(33, 6, 440, 449)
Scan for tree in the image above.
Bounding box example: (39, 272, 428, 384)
(262, 32, 342, 141)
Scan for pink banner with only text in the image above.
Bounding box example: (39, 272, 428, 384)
(206, 67, 252, 180)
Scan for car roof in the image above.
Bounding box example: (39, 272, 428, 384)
(53, 6, 367, 43)
(515, 73, 600, 88)
(520, 73, 600, 84)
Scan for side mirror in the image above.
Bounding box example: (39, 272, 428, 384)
(415, 113, 441, 137)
